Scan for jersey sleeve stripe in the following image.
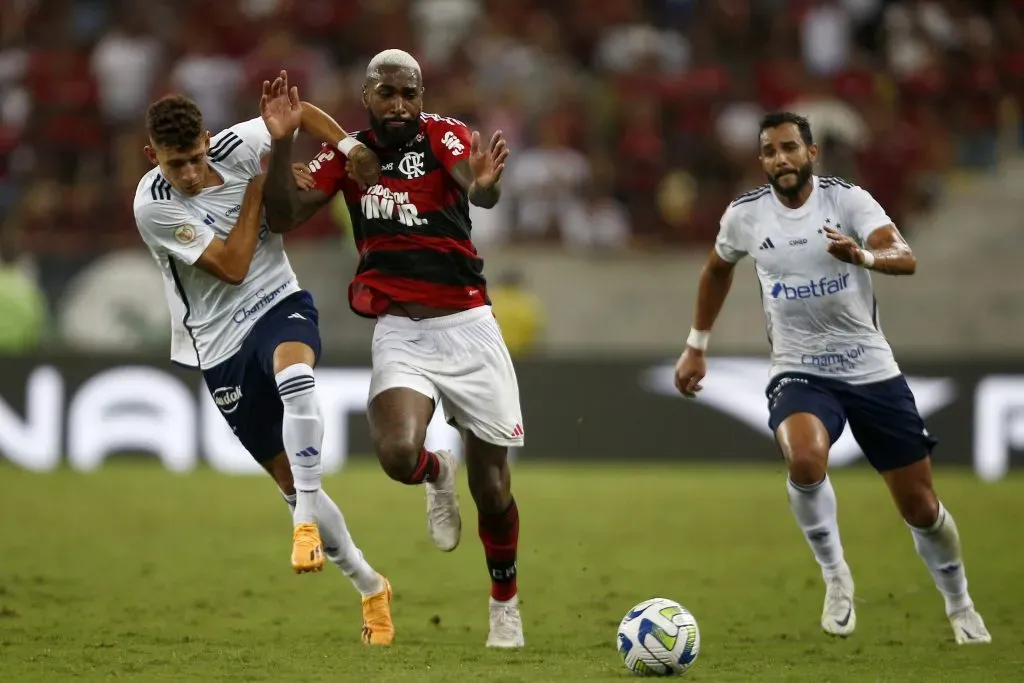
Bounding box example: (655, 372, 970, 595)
(150, 175, 172, 201)
(818, 176, 853, 189)
(732, 184, 769, 201)
(210, 138, 244, 162)
(208, 132, 240, 158)
(731, 188, 770, 207)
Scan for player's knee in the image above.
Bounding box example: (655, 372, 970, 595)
(374, 434, 421, 481)
(896, 485, 939, 528)
(785, 446, 829, 486)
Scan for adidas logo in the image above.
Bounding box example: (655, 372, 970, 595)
(510, 423, 524, 438)
(288, 313, 306, 321)
(296, 446, 320, 458)
(759, 237, 776, 250)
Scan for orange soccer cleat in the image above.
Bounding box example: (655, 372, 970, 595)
(361, 575, 395, 645)
(291, 523, 325, 573)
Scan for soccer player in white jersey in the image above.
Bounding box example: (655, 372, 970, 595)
(674, 112, 991, 645)
(132, 94, 394, 644)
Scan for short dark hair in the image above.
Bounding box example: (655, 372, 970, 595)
(146, 95, 204, 150)
(759, 111, 813, 146)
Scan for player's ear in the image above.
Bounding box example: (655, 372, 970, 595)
(143, 145, 158, 166)
(361, 87, 369, 108)
(807, 143, 819, 163)
(204, 131, 212, 152)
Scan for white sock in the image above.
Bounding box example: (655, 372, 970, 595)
(787, 476, 846, 575)
(276, 363, 323, 525)
(909, 502, 972, 615)
(280, 489, 382, 596)
(318, 490, 383, 596)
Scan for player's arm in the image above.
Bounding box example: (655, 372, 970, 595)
(260, 72, 339, 234)
(434, 122, 508, 209)
(859, 225, 916, 275)
(135, 177, 265, 286)
(194, 175, 268, 285)
(675, 207, 747, 397)
(299, 101, 380, 188)
(263, 132, 334, 234)
(826, 185, 916, 275)
(691, 249, 738, 341)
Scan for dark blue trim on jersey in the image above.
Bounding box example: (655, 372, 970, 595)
(818, 176, 853, 189)
(168, 259, 202, 370)
(731, 187, 771, 207)
(872, 295, 879, 330)
(209, 133, 243, 162)
(151, 176, 172, 201)
(209, 132, 239, 157)
(755, 264, 773, 350)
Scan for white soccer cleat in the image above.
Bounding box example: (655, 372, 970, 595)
(821, 565, 856, 637)
(486, 595, 525, 648)
(949, 607, 991, 645)
(426, 449, 461, 552)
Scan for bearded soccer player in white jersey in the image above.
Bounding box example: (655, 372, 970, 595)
(674, 112, 990, 645)
(132, 94, 394, 644)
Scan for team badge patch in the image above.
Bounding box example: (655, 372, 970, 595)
(174, 224, 197, 244)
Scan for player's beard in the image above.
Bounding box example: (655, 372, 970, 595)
(369, 111, 419, 148)
(769, 162, 813, 199)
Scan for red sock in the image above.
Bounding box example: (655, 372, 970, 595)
(479, 498, 519, 601)
(402, 449, 440, 485)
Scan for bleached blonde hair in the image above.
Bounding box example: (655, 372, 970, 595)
(366, 49, 422, 82)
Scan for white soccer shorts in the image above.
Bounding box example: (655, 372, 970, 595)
(368, 305, 525, 447)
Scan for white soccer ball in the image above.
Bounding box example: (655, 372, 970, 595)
(616, 598, 700, 676)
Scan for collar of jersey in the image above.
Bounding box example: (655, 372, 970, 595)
(771, 175, 818, 220)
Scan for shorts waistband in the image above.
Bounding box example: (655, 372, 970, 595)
(376, 305, 492, 331)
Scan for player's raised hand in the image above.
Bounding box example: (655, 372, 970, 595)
(674, 346, 707, 398)
(260, 70, 302, 140)
(824, 227, 864, 265)
(469, 129, 508, 189)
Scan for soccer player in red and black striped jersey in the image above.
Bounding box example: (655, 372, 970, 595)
(261, 52, 525, 648)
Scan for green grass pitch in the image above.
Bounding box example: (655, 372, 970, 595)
(0, 460, 1021, 682)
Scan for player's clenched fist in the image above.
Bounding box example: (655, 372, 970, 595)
(674, 347, 706, 398)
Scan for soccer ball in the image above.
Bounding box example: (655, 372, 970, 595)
(616, 598, 700, 676)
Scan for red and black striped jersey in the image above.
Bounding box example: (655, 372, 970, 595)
(307, 112, 489, 318)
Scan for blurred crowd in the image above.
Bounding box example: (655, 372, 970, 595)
(0, 0, 1022, 270)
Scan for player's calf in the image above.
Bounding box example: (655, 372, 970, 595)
(883, 459, 989, 643)
(275, 359, 325, 573)
(465, 434, 523, 647)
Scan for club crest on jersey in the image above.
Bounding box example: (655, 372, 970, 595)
(173, 224, 197, 244)
(399, 151, 426, 179)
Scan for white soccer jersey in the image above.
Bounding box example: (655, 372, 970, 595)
(133, 117, 301, 369)
(715, 175, 901, 384)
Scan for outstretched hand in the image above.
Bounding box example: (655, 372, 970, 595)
(260, 70, 302, 141)
(468, 130, 508, 189)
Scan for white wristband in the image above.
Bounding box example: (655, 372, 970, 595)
(859, 249, 875, 269)
(336, 136, 362, 157)
(687, 328, 710, 352)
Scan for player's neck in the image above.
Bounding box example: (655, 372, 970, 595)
(203, 163, 225, 189)
(773, 183, 813, 210)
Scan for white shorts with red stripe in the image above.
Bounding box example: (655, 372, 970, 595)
(368, 305, 525, 447)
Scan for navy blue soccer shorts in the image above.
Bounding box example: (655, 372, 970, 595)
(201, 291, 322, 463)
(765, 372, 938, 472)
